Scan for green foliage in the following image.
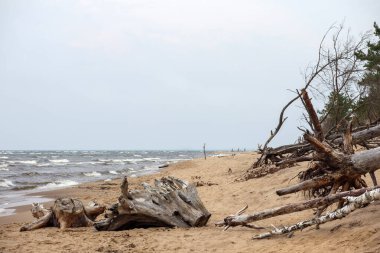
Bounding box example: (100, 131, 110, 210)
(355, 22, 380, 122)
(320, 91, 354, 130)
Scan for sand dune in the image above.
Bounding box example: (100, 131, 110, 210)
(0, 153, 379, 253)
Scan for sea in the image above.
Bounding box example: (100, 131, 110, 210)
(0, 150, 204, 217)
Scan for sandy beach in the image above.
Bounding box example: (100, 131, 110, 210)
(0, 152, 379, 253)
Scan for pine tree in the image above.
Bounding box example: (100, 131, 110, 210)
(355, 22, 380, 122)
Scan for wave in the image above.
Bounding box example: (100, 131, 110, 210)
(12, 185, 38, 191)
(38, 180, 78, 190)
(143, 157, 161, 162)
(123, 158, 144, 164)
(83, 171, 102, 177)
(18, 160, 37, 165)
(0, 179, 15, 188)
(49, 159, 69, 163)
(109, 170, 119, 175)
(0, 164, 9, 171)
(35, 163, 51, 167)
(0, 156, 8, 159)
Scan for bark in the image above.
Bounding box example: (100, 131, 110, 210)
(333, 124, 380, 145)
(251, 124, 380, 171)
(215, 187, 378, 228)
(95, 176, 211, 231)
(20, 199, 105, 231)
(305, 134, 380, 174)
(301, 89, 324, 141)
(276, 173, 343, 196)
(252, 188, 380, 239)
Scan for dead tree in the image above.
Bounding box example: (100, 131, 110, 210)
(251, 24, 371, 172)
(219, 88, 380, 238)
(95, 176, 211, 231)
(20, 199, 105, 231)
(216, 186, 379, 229)
(253, 188, 380, 239)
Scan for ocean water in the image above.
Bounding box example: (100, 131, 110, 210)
(0, 150, 203, 217)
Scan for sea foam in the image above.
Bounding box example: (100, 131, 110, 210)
(83, 171, 102, 177)
(38, 180, 78, 189)
(49, 159, 69, 163)
(0, 179, 15, 188)
(18, 160, 37, 165)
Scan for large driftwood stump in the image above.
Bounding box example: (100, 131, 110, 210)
(20, 198, 105, 231)
(95, 176, 211, 231)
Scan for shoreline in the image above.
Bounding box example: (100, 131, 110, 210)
(0, 152, 230, 225)
(0, 151, 232, 222)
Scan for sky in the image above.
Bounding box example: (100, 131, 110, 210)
(0, 0, 379, 150)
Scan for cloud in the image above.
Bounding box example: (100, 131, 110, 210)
(66, 0, 309, 52)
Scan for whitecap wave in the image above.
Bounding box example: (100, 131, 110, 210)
(0, 164, 9, 171)
(38, 180, 78, 189)
(109, 170, 119, 175)
(0, 156, 8, 159)
(0, 179, 15, 188)
(49, 159, 69, 163)
(18, 160, 37, 165)
(123, 158, 144, 164)
(143, 157, 161, 162)
(35, 163, 51, 167)
(83, 171, 102, 177)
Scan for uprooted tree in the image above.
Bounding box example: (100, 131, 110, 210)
(95, 176, 211, 231)
(217, 23, 380, 238)
(217, 88, 380, 238)
(243, 23, 379, 180)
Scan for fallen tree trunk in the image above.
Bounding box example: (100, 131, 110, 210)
(333, 124, 380, 145)
(275, 139, 380, 196)
(276, 173, 344, 196)
(20, 199, 105, 231)
(216, 187, 378, 228)
(249, 124, 380, 174)
(252, 188, 380, 239)
(95, 176, 211, 231)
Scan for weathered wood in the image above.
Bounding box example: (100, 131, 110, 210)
(350, 147, 380, 174)
(216, 187, 378, 228)
(370, 171, 378, 186)
(301, 89, 324, 141)
(333, 124, 380, 145)
(252, 188, 380, 239)
(20, 199, 105, 231)
(95, 176, 211, 231)
(276, 173, 343, 196)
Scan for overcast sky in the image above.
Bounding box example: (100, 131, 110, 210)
(0, 0, 379, 150)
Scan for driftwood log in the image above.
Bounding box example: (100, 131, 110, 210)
(253, 188, 380, 239)
(20, 198, 105, 231)
(95, 176, 211, 231)
(216, 186, 379, 229)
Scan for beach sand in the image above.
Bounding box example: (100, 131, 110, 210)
(0, 152, 379, 253)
